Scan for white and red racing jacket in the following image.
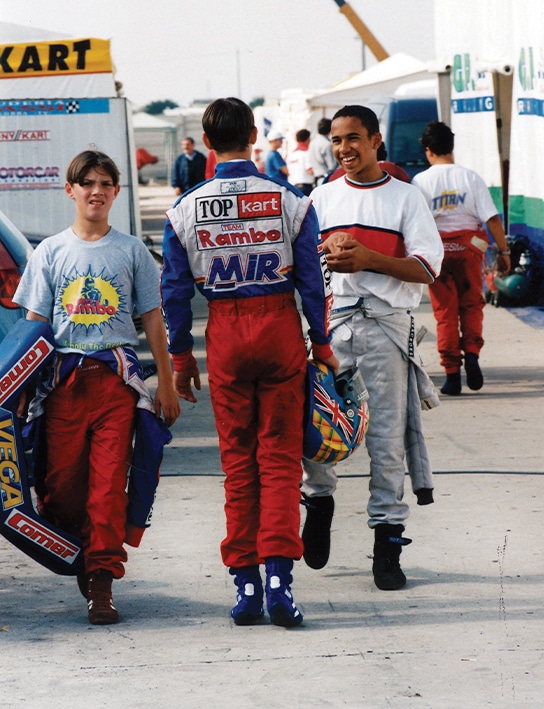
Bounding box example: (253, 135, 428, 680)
(161, 160, 333, 358)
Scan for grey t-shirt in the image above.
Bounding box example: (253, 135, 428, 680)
(14, 227, 160, 353)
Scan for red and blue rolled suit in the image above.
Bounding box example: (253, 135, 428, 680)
(0, 319, 170, 575)
(0, 319, 85, 574)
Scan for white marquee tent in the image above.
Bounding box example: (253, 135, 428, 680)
(308, 53, 434, 110)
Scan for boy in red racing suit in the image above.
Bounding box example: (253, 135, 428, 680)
(13, 150, 180, 625)
(161, 97, 338, 627)
(413, 121, 511, 395)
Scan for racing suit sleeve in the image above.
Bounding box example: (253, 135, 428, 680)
(160, 216, 196, 359)
(291, 203, 333, 359)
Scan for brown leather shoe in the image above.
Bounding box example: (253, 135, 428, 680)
(87, 570, 119, 625)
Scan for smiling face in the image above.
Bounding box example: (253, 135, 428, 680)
(65, 167, 120, 224)
(331, 115, 383, 183)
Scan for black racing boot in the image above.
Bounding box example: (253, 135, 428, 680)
(465, 353, 484, 391)
(440, 372, 461, 396)
(301, 493, 335, 569)
(372, 524, 412, 591)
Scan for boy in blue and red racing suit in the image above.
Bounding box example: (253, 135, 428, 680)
(161, 97, 338, 627)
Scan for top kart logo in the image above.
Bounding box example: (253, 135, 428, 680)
(196, 192, 282, 223)
(0, 337, 54, 405)
(237, 193, 281, 219)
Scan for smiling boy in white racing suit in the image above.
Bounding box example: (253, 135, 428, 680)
(301, 105, 443, 591)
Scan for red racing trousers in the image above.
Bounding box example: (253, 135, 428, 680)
(42, 359, 138, 579)
(429, 238, 486, 373)
(206, 293, 307, 569)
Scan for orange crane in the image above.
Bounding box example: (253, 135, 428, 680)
(332, 0, 389, 62)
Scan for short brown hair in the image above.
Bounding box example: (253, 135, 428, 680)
(66, 150, 120, 186)
(202, 97, 255, 153)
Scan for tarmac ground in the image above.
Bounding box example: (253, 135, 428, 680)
(1, 186, 543, 708)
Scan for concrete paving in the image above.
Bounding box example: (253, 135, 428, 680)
(1, 185, 543, 708)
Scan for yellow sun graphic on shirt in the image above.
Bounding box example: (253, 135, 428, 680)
(57, 269, 126, 332)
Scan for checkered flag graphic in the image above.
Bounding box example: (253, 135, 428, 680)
(66, 101, 80, 113)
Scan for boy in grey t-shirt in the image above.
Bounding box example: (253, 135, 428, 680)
(14, 150, 180, 625)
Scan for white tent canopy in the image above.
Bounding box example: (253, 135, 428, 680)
(132, 112, 177, 131)
(309, 53, 433, 108)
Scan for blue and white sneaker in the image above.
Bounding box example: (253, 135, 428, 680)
(265, 557, 303, 627)
(230, 566, 264, 626)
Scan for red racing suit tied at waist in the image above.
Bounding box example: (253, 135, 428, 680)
(439, 228, 489, 255)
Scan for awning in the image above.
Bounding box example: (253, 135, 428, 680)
(309, 53, 432, 108)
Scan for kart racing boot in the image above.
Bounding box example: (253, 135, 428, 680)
(372, 524, 412, 591)
(87, 570, 119, 625)
(230, 565, 264, 625)
(465, 353, 484, 391)
(440, 371, 461, 396)
(301, 493, 335, 570)
(265, 557, 303, 627)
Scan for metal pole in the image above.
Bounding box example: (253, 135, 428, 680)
(236, 48, 242, 98)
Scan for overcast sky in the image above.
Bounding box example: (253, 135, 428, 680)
(0, 0, 435, 109)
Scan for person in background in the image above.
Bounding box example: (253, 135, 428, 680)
(171, 137, 207, 196)
(252, 147, 266, 173)
(287, 129, 314, 196)
(161, 97, 337, 628)
(300, 105, 443, 592)
(205, 149, 217, 180)
(264, 130, 289, 182)
(308, 117, 337, 186)
(377, 142, 411, 183)
(412, 121, 511, 395)
(135, 147, 158, 186)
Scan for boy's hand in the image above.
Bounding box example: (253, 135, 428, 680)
(16, 390, 27, 419)
(174, 362, 201, 403)
(316, 353, 340, 376)
(154, 382, 181, 427)
(323, 231, 353, 255)
(326, 234, 371, 273)
(496, 252, 511, 276)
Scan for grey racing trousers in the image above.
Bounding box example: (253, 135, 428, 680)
(302, 296, 439, 529)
